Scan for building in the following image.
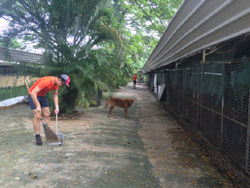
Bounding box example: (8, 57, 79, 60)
(144, 0, 250, 175)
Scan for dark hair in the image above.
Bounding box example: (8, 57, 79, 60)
(59, 75, 66, 82)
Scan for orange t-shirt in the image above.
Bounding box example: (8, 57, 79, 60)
(133, 75, 137, 81)
(29, 76, 59, 96)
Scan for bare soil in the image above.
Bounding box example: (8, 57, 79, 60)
(0, 83, 233, 188)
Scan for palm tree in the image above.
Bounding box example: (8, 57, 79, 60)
(1, 0, 131, 113)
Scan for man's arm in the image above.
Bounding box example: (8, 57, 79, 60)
(30, 86, 41, 114)
(53, 90, 59, 115)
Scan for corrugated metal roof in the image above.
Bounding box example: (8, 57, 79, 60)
(0, 47, 43, 64)
(143, 0, 250, 72)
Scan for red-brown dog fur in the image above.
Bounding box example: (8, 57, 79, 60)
(105, 98, 134, 116)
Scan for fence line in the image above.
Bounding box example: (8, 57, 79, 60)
(146, 59, 250, 175)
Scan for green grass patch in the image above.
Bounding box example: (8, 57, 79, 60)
(0, 85, 27, 101)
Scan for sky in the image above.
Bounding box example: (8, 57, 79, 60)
(0, 18, 43, 54)
(0, 18, 10, 35)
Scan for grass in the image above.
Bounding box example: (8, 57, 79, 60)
(0, 75, 37, 101)
(0, 85, 27, 101)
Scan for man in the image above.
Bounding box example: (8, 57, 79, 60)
(133, 73, 137, 89)
(28, 74, 70, 145)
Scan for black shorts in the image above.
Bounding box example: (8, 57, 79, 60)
(133, 80, 136, 84)
(28, 95, 49, 110)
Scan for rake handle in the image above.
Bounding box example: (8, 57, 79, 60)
(24, 80, 30, 91)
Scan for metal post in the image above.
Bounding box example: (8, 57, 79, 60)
(245, 91, 250, 174)
(202, 49, 206, 63)
(220, 96, 224, 149)
(198, 49, 205, 129)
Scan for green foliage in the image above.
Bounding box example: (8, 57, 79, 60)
(0, 85, 26, 101)
(116, 0, 182, 71)
(0, 0, 132, 113)
(0, 38, 24, 50)
(0, 0, 182, 113)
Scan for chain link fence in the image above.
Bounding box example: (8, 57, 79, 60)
(0, 65, 38, 102)
(0, 47, 42, 102)
(146, 33, 250, 175)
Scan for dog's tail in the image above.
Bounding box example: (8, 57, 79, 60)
(105, 99, 110, 108)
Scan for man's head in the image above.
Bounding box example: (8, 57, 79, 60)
(59, 74, 70, 87)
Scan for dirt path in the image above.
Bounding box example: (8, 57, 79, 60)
(0, 83, 232, 188)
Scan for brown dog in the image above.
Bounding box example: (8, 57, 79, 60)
(105, 98, 134, 116)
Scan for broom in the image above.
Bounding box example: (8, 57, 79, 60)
(41, 120, 60, 143)
(25, 80, 60, 143)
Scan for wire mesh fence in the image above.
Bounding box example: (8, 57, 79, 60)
(0, 64, 37, 102)
(147, 34, 250, 174)
(0, 47, 42, 102)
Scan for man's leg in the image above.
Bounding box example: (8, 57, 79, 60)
(42, 107, 51, 127)
(33, 111, 42, 145)
(32, 110, 41, 134)
(133, 81, 136, 89)
(28, 95, 42, 145)
(39, 96, 51, 127)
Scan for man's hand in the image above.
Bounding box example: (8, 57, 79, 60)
(35, 106, 42, 118)
(54, 108, 59, 115)
(36, 106, 41, 113)
(54, 104, 59, 115)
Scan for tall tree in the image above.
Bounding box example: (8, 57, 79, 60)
(0, 0, 182, 113)
(0, 0, 131, 113)
(117, 0, 182, 71)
